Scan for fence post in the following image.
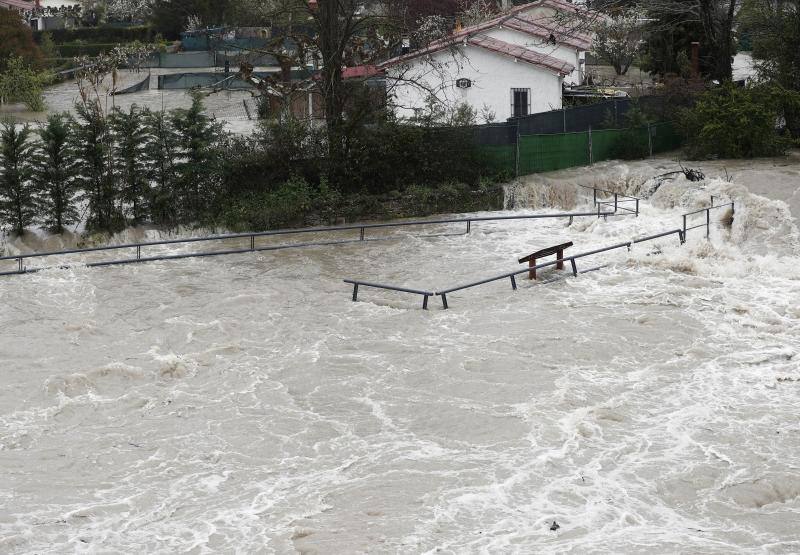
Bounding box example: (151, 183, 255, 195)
(706, 208, 711, 239)
(683, 214, 687, 241)
(588, 126, 593, 165)
(648, 123, 653, 157)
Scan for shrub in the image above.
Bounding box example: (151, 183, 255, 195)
(680, 82, 799, 159)
(34, 26, 154, 45)
(611, 105, 652, 160)
(219, 175, 312, 231)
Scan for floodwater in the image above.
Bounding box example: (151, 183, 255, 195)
(1, 172, 800, 553)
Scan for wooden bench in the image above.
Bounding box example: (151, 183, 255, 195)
(518, 241, 573, 280)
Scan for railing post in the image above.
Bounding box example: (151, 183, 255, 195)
(352, 283, 359, 302)
(682, 214, 687, 240)
(593, 187, 597, 206)
(597, 203, 601, 218)
(137, 245, 141, 260)
(710, 195, 715, 207)
(422, 295, 429, 310)
(510, 275, 517, 290)
(570, 259, 577, 276)
(250, 235, 255, 250)
(635, 198, 639, 217)
(441, 293, 448, 310)
(17, 257, 23, 273)
(467, 220, 471, 234)
(614, 193, 618, 212)
(706, 208, 711, 239)
(359, 227, 365, 241)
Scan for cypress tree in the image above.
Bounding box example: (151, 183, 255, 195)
(110, 105, 150, 225)
(0, 120, 38, 236)
(171, 91, 224, 223)
(144, 109, 180, 227)
(72, 101, 123, 232)
(36, 113, 79, 233)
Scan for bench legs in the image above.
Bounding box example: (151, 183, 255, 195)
(530, 250, 567, 280)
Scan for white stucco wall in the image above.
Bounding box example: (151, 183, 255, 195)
(484, 27, 582, 85)
(387, 45, 563, 123)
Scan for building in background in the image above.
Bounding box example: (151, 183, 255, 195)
(380, 0, 592, 123)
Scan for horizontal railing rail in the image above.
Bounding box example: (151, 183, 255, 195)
(0, 211, 617, 277)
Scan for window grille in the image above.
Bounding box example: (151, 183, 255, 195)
(511, 88, 531, 118)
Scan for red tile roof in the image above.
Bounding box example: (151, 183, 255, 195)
(379, 33, 574, 76)
(342, 65, 382, 79)
(468, 34, 575, 75)
(503, 13, 592, 51)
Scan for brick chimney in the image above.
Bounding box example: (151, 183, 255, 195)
(691, 41, 700, 78)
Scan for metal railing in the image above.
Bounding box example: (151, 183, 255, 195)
(0, 211, 616, 277)
(681, 198, 735, 242)
(579, 184, 640, 217)
(345, 228, 683, 309)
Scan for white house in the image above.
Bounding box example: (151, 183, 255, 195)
(379, 0, 592, 123)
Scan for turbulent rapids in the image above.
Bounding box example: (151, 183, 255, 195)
(1, 166, 799, 553)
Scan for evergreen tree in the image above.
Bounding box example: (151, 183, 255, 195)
(110, 105, 150, 225)
(36, 113, 79, 233)
(72, 101, 123, 232)
(170, 91, 224, 223)
(143, 109, 180, 227)
(0, 120, 38, 236)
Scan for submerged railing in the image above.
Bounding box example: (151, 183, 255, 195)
(0, 210, 617, 277)
(681, 198, 735, 241)
(345, 196, 735, 309)
(345, 229, 683, 309)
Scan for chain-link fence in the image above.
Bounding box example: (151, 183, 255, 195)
(479, 121, 683, 177)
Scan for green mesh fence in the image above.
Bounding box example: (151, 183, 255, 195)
(519, 132, 590, 174)
(590, 128, 621, 163)
(478, 122, 682, 177)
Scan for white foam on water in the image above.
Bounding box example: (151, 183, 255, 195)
(1, 175, 799, 553)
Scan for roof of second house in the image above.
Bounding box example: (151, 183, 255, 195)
(0, 0, 35, 10)
(379, 33, 575, 77)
